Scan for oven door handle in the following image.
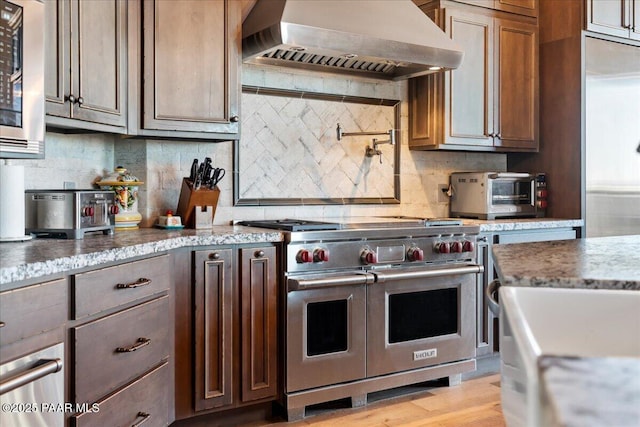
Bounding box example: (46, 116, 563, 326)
(288, 273, 375, 291)
(0, 358, 63, 396)
(372, 264, 484, 283)
(488, 172, 532, 179)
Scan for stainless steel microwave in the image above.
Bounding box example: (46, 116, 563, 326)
(450, 172, 547, 219)
(0, 0, 44, 158)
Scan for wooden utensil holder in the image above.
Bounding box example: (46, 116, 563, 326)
(176, 178, 220, 228)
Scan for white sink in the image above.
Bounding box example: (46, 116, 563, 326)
(499, 286, 640, 427)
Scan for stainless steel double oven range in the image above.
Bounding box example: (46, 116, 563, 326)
(239, 218, 483, 420)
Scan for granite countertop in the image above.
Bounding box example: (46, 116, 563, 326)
(539, 357, 640, 427)
(493, 234, 640, 290)
(463, 217, 583, 232)
(0, 227, 284, 287)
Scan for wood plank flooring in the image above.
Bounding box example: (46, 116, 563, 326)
(259, 374, 505, 427)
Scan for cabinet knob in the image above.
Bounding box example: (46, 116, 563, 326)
(0, 321, 5, 328)
(209, 252, 220, 260)
(254, 250, 265, 258)
(66, 94, 76, 104)
(496, 133, 502, 139)
(77, 96, 84, 106)
(230, 115, 239, 123)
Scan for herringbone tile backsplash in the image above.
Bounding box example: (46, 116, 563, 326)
(239, 93, 396, 200)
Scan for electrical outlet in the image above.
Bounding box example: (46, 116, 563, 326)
(63, 181, 76, 189)
(437, 184, 450, 203)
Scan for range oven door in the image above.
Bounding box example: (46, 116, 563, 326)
(286, 272, 372, 393)
(367, 264, 482, 377)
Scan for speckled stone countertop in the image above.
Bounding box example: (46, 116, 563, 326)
(463, 218, 583, 232)
(539, 357, 640, 427)
(0, 227, 284, 287)
(493, 234, 640, 290)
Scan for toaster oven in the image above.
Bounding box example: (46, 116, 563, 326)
(450, 172, 547, 219)
(25, 190, 117, 238)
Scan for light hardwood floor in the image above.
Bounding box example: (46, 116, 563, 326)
(260, 374, 505, 427)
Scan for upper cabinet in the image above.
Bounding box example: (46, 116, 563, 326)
(452, 0, 538, 17)
(586, 0, 640, 41)
(409, 1, 538, 152)
(128, 0, 241, 140)
(45, 0, 128, 132)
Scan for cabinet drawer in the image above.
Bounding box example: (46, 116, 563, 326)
(73, 255, 170, 319)
(73, 296, 170, 404)
(73, 361, 170, 427)
(0, 279, 67, 347)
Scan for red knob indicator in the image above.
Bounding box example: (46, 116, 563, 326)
(462, 240, 475, 252)
(313, 248, 330, 263)
(110, 205, 119, 215)
(296, 249, 313, 263)
(434, 242, 450, 254)
(361, 250, 377, 265)
(451, 241, 463, 253)
(407, 247, 424, 261)
(83, 206, 95, 217)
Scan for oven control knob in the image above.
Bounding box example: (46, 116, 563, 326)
(451, 241, 463, 253)
(537, 189, 548, 198)
(462, 240, 475, 252)
(434, 242, 450, 254)
(83, 206, 95, 217)
(313, 248, 330, 263)
(537, 200, 548, 208)
(361, 249, 377, 265)
(407, 247, 424, 262)
(296, 249, 313, 263)
(110, 205, 119, 215)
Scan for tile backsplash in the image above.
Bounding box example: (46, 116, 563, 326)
(13, 65, 506, 226)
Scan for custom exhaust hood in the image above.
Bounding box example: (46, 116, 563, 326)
(242, 0, 464, 81)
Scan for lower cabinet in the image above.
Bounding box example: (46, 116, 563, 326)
(475, 227, 578, 357)
(192, 244, 278, 414)
(70, 254, 173, 426)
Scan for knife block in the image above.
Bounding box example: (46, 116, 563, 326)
(176, 178, 220, 228)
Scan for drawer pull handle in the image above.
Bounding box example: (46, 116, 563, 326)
(131, 411, 151, 427)
(0, 321, 5, 328)
(116, 278, 152, 289)
(116, 337, 151, 353)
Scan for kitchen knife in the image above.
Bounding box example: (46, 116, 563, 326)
(189, 159, 198, 182)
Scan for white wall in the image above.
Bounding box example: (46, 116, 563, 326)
(13, 66, 507, 226)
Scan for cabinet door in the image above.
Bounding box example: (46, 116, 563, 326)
(44, 0, 70, 118)
(445, 10, 495, 147)
(586, 0, 631, 38)
(141, 0, 240, 136)
(239, 246, 278, 403)
(494, 18, 538, 150)
(194, 248, 234, 411)
(452, 0, 538, 17)
(632, 0, 640, 40)
(72, 0, 127, 127)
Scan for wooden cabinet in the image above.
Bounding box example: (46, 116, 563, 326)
(129, 0, 241, 140)
(586, 0, 640, 40)
(192, 244, 278, 414)
(0, 279, 67, 347)
(410, 2, 538, 152)
(44, 0, 128, 132)
(70, 255, 173, 424)
(451, 0, 538, 17)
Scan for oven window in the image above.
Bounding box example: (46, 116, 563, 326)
(491, 181, 532, 205)
(306, 300, 348, 356)
(388, 288, 458, 343)
(0, 0, 23, 128)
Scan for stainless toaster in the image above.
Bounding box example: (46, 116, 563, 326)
(25, 190, 117, 239)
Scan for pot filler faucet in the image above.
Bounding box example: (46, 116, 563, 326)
(336, 123, 396, 163)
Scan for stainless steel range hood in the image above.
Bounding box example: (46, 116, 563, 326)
(242, 0, 464, 81)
